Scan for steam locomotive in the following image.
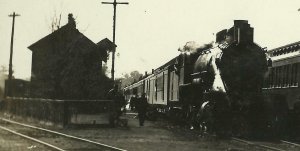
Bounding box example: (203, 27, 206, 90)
(124, 20, 268, 136)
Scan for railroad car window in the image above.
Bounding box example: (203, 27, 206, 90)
(273, 67, 276, 87)
(133, 88, 137, 96)
(145, 80, 147, 96)
(291, 64, 294, 86)
(162, 72, 165, 100)
(275, 67, 278, 87)
(164, 72, 168, 101)
(290, 64, 294, 86)
(292, 63, 299, 86)
(282, 66, 285, 87)
(271, 68, 275, 88)
(138, 84, 143, 97)
(291, 63, 298, 86)
(267, 68, 271, 88)
(155, 79, 157, 101)
(170, 72, 174, 100)
(277, 66, 280, 87)
(148, 80, 150, 98)
(144, 81, 146, 94)
(287, 65, 291, 87)
(156, 76, 164, 100)
(296, 63, 300, 86)
(280, 66, 284, 87)
(277, 66, 282, 88)
(283, 65, 287, 87)
(279, 66, 283, 87)
(152, 79, 155, 102)
(171, 71, 179, 101)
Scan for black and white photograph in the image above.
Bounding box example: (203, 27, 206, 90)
(0, 0, 300, 150)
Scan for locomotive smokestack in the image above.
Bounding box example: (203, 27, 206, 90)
(233, 20, 253, 44)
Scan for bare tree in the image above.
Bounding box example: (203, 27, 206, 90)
(49, 12, 62, 32)
(117, 71, 143, 89)
(0, 65, 8, 74)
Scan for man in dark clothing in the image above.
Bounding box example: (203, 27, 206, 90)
(130, 96, 137, 111)
(137, 93, 148, 126)
(107, 85, 126, 127)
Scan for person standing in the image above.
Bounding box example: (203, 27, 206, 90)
(129, 95, 137, 111)
(107, 85, 125, 127)
(137, 93, 148, 126)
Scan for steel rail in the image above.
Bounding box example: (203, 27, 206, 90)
(0, 125, 65, 151)
(0, 118, 127, 151)
(280, 140, 300, 148)
(232, 137, 286, 151)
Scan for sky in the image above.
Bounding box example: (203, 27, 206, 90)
(0, 0, 300, 80)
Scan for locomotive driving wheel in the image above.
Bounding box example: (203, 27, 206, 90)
(198, 101, 215, 134)
(231, 115, 250, 137)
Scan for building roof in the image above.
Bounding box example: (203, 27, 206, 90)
(28, 15, 115, 62)
(28, 23, 77, 51)
(97, 38, 117, 52)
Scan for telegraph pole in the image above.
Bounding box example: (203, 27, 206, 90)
(8, 12, 20, 96)
(102, 0, 128, 80)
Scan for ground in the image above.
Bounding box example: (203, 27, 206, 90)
(58, 113, 237, 151)
(0, 112, 240, 151)
(0, 129, 51, 151)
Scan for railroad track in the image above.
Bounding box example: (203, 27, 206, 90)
(280, 140, 300, 150)
(232, 137, 300, 151)
(0, 118, 127, 151)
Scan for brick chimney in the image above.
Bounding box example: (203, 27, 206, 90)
(68, 13, 76, 28)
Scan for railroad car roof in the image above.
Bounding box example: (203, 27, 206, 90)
(268, 41, 300, 53)
(153, 55, 179, 73)
(267, 41, 300, 62)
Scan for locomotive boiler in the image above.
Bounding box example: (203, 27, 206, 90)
(124, 20, 268, 136)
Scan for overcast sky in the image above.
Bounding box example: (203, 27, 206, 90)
(0, 0, 300, 79)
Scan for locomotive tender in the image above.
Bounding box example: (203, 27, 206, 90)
(124, 20, 268, 136)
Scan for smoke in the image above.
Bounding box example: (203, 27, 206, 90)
(178, 41, 213, 54)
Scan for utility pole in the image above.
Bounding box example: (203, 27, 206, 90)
(8, 12, 20, 97)
(102, 0, 128, 80)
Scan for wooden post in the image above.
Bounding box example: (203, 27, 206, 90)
(102, 0, 128, 80)
(7, 12, 20, 97)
